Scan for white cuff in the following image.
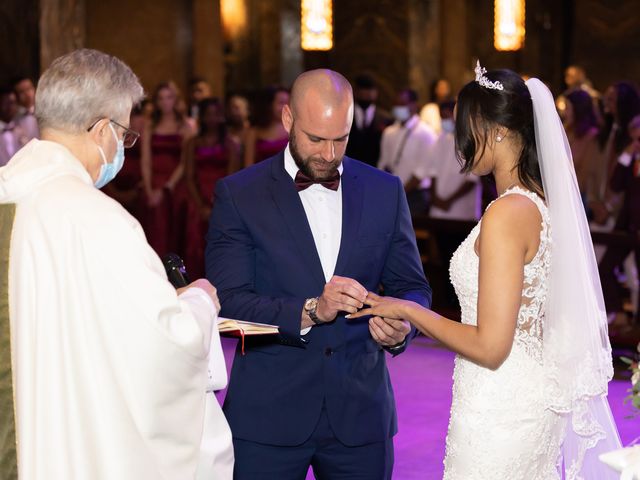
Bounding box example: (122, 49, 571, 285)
(179, 286, 218, 318)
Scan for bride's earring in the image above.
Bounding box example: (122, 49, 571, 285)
(496, 135, 503, 142)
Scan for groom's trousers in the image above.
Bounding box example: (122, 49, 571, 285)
(232, 404, 394, 480)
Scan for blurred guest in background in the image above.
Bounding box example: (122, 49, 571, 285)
(589, 81, 640, 229)
(423, 101, 480, 222)
(345, 73, 392, 167)
(183, 97, 240, 278)
(563, 65, 600, 100)
(188, 77, 212, 121)
(414, 101, 480, 308)
(11, 76, 37, 117)
(140, 81, 196, 257)
(562, 89, 600, 201)
(225, 93, 250, 155)
(420, 78, 453, 134)
(103, 100, 149, 219)
(243, 85, 289, 167)
(599, 115, 640, 330)
(379, 88, 436, 215)
(0, 87, 38, 167)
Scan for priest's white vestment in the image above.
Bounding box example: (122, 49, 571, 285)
(0, 139, 233, 479)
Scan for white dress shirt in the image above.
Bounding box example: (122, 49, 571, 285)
(284, 145, 343, 333)
(378, 114, 436, 185)
(353, 104, 376, 130)
(416, 132, 481, 221)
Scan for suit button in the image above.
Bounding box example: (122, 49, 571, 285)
(324, 348, 333, 357)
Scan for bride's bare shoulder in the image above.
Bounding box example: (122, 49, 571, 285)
(479, 194, 543, 256)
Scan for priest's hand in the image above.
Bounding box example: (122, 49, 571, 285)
(178, 279, 221, 313)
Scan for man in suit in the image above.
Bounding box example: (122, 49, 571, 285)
(206, 69, 431, 479)
(345, 73, 393, 168)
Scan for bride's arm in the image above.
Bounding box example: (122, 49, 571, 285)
(353, 195, 541, 370)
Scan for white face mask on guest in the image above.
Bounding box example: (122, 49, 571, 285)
(392, 106, 411, 123)
(441, 118, 455, 134)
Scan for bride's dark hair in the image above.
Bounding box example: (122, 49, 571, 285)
(455, 69, 544, 197)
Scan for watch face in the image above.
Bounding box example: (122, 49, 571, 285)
(305, 298, 318, 311)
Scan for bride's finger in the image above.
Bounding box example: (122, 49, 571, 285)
(346, 307, 375, 319)
(366, 292, 382, 302)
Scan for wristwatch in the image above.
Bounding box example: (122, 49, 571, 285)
(304, 297, 322, 325)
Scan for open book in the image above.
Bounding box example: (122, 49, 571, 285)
(218, 318, 279, 336)
(218, 318, 279, 355)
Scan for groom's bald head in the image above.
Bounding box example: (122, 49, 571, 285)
(282, 69, 354, 181)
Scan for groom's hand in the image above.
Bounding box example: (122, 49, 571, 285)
(316, 275, 368, 322)
(369, 316, 410, 347)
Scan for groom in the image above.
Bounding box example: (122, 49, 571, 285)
(206, 69, 431, 479)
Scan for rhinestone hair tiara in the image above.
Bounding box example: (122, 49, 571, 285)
(475, 60, 504, 91)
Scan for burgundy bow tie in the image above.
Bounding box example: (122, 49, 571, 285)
(294, 170, 340, 192)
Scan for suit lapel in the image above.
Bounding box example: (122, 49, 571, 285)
(268, 154, 327, 289)
(334, 158, 364, 276)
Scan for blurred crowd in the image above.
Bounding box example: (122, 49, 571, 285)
(2, 65, 639, 338)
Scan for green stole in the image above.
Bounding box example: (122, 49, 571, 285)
(0, 204, 18, 478)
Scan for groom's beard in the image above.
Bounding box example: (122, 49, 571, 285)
(289, 125, 342, 181)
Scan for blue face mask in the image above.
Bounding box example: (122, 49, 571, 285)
(94, 123, 125, 189)
(441, 118, 455, 134)
(392, 105, 411, 123)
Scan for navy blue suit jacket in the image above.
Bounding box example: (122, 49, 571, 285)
(205, 152, 431, 447)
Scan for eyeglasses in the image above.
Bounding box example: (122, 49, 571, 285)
(86, 118, 140, 148)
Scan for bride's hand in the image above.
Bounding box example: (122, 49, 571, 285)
(347, 292, 414, 320)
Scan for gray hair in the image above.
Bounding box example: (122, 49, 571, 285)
(35, 49, 144, 133)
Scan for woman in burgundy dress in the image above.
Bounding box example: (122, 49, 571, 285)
(103, 100, 148, 222)
(140, 81, 196, 257)
(183, 98, 240, 277)
(243, 86, 290, 167)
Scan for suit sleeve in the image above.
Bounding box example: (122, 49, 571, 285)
(380, 176, 433, 354)
(205, 179, 306, 346)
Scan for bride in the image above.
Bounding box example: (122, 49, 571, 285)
(349, 63, 621, 479)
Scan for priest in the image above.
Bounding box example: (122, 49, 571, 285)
(0, 49, 233, 479)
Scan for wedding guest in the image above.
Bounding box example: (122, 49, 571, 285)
(188, 77, 212, 120)
(225, 93, 250, 155)
(414, 101, 480, 308)
(243, 85, 289, 167)
(419, 101, 480, 222)
(0, 87, 38, 166)
(103, 101, 147, 219)
(183, 98, 239, 278)
(588, 82, 640, 228)
(563, 65, 600, 99)
(420, 78, 453, 134)
(11, 76, 36, 116)
(563, 89, 600, 200)
(345, 73, 393, 167)
(599, 115, 640, 330)
(379, 88, 436, 215)
(140, 81, 196, 257)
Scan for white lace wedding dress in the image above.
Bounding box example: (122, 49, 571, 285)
(444, 186, 566, 480)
